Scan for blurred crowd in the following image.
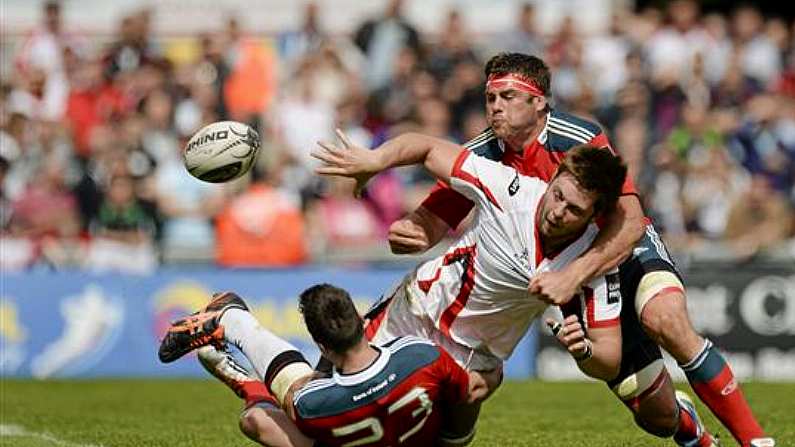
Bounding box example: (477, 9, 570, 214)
(1, 0, 794, 273)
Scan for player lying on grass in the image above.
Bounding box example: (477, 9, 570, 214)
(312, 130, 720, 446)
(159, 285, 624, 447)
(388, 51, 773, 447)
(161, 285, 494, 447)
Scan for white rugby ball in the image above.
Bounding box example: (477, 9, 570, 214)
(183, 121, 260, 183)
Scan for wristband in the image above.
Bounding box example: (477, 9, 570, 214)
(573, 339, 593, 362)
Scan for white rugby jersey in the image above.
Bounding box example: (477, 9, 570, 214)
(405, 150, 619, 360)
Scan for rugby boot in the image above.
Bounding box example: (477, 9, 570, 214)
(675, 390, 721, 447)
(158, 292, 248, 363)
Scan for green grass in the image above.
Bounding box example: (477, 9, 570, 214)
(1, 379, 792, 446)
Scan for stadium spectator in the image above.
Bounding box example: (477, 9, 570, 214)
(443, 59, 485, 134)
(65, 60, 125, 157)
(426, 9, 478, 82)
(644, 0, 709, 81)
(172, 32, 229, 132)
(491, 3, 544, 58)
(154, 144, 224, 262)
(222, 17, 277, 126)
(140, 89, 180, 166)
(680, 146, 748, 243)
(270, 56, 336, 199)
(367, 46, 420, 129)
(731, 5, 782, 86)
(215, 165, 308, 267)
(10, 0, 72, 123)
(306, 175, 383, 259)
(8, 154, 81, 267)
(724, 174, 794, 260)
(0, 154, 35, 271)
(354, 0, 420, 91)
(582, 12, 632, 105)
(85, 174, 157, 273)
(276, 2, 325, 67)
(729, 94, 795, 194)
(104, 11, 160, 79)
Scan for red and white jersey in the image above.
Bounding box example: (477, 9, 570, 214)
(402, 150, 618, 361)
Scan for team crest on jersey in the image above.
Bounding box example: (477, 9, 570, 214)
(508, 173, 520, 196)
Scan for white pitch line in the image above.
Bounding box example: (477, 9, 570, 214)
(0, 424, 105, 447)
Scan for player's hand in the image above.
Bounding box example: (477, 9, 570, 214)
(388, 219, 429, 254)
(545, 315, 590, 359)
(529, 270, 579, 306)
(312, 128, 380, 198)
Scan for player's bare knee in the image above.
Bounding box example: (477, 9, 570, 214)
(640, 293, 689, 344)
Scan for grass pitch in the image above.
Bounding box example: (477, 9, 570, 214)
(1, 379, 791, 446)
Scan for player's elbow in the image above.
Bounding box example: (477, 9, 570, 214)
(617, 196, 646, 245)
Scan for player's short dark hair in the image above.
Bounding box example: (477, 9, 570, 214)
(299, 284, 364, 355)
(484, 52, 551, 97)
(556, 145, 627, 215)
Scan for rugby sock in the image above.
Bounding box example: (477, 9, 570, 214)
(239, 381, 278, 409)
(681, 339, 765, 446)
(220, 308, 300, 382)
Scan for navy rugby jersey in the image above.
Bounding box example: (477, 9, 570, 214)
(292, 336, 469, 447)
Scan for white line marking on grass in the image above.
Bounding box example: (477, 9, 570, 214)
(0, 424, 105, 447)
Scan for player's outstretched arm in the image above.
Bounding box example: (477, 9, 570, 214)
(312, 129, 463, 196)
(546, 315, 621, 382)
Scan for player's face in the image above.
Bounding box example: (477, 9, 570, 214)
(539, 172, 598, 240)
(485, 84, 545, 141)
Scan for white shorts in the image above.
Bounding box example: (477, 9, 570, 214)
(364, 278, 502, 372)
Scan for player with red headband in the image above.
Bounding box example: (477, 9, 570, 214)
(387, 52, 774, 447)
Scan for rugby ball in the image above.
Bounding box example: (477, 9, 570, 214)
(183, 121, 260, 183)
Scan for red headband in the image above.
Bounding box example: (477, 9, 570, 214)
(486, 73, 545, 97)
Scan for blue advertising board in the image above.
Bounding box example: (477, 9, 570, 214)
(0, 268, 536, 379)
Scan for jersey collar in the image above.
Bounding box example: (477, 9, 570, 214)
(332, 345, 391, 386)
(537, 112, 550, 145)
